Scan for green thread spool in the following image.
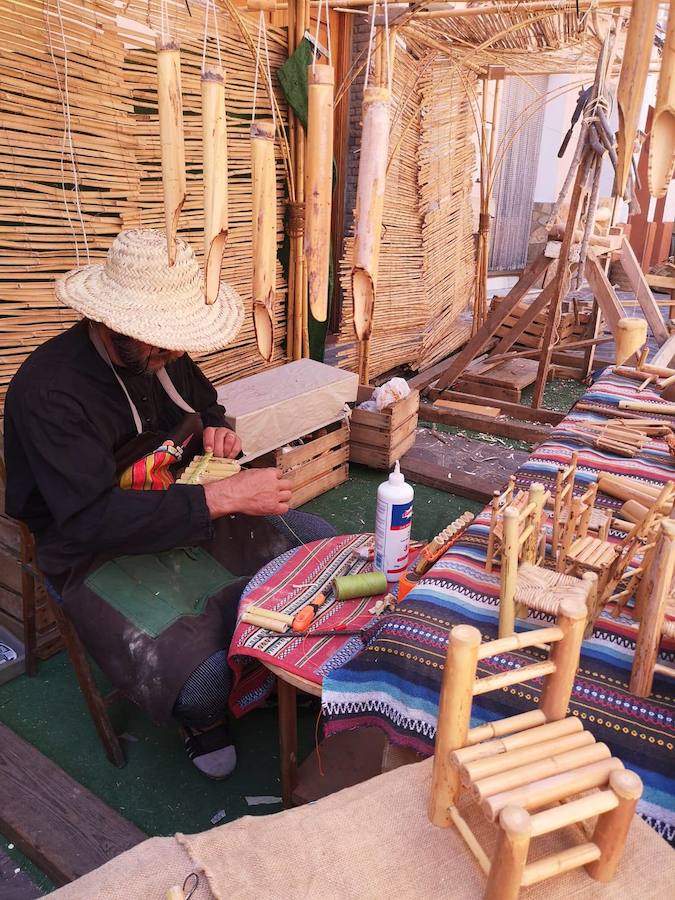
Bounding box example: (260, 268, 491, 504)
(333, 571, 387, 601)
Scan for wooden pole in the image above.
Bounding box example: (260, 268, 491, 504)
(586, 769, 643, 881)
(286, 0, 297, 359)
(499, 507, 519, 638)
(428, 624, 481, 827)
(629, 520, 675, 697)
(485, 806, 531, 900)
(648, 0, 675, 197)
(251, 120, 277, 361)
(539, 598, 586, 721)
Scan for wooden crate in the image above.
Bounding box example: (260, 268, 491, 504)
(252, 420, 350, 507)
(349, 386, 419, 470)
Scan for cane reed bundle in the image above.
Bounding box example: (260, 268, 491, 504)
(202, 66, 229, 305)
(251, 120, 277, 362)
(304, 64, 334, 324)
(0, 0, 289, 408)
(156, 40, 186, 266)
(337, 53, 475, 379)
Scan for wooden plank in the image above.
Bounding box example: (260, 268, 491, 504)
(434, 252, 552, 390)
(0, 724, 145, 886)
(418, 402, 552, 445)
(650, 334, 675, 368)
(464, 357, 539, 390)
(584, 253, 627, 338)
(619, 236, 669, 344)
(426, 389, 564, 424)
(289, 464, 348, 508)
(645, 273, 675, 292)
(490, 279, 556, 358)
(400, 430, 529, 503)
(433, 399, 501, 417)
(454, 378, 521, 403)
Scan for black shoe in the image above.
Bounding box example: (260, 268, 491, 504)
(183, 722, 237, 780)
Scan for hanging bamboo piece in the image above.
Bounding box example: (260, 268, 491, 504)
(615, 317, 647, 365)
(202, 66, 229, 304)
(156, 39, 187, 266)
(251, 119, 277, 362)
(613, 0, 660, 198)
(648, 1, 675, 198)
(304, 64, 335, 323)
(352, 85, 391, 383)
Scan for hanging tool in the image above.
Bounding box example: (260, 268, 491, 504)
(558, 85, 592, 158)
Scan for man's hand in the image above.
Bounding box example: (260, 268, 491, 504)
(203, 426, 242, 460)
(203, 468, 293, 519)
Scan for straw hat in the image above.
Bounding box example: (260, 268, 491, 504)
(55, 229, 244, 353)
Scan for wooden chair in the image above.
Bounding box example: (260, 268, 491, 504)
(485, 476, 518, 573)
(0, 459, 125, 767)
(498, 482, 597, 638)
(429, 599, 643, 900)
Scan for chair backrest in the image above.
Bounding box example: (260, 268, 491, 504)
(551, 453, 578, 551)
(429, 599, 587, 817)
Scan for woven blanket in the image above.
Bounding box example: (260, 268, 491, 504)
(228, 534, 389, 716)
(322, 371, 675, 845)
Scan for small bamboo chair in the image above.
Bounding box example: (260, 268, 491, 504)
(485, 476, 519, 573)
(623, 518, 675, 697)
(498, 483, 597, 638)
(559, 483, 675, 623)
(428, 599, 642, 900)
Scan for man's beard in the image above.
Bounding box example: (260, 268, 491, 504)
(109, 332, 152, 376)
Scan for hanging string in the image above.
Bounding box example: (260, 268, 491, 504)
(251, 10, 264, 124)
(260, 10, 277, 130)
(311, 0, 332, 71)
(45, 0, 90, 266)
(364, 1, 377, 90)
(201, 0, 223, 74)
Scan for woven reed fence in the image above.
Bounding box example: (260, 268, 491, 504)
(0, 0, 288, 406)
(336, 52, 476, 377)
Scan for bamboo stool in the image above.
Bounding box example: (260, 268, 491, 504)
(485, 476, 519, 573)
(428, 600, 643, 900)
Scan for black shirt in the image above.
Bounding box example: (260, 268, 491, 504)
(4, 321, 226, 575)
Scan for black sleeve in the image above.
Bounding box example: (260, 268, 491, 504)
(178, 356, 227, 428)
(18, 388, 214, 558)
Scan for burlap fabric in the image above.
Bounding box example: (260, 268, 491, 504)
(51, 757, 674, 899)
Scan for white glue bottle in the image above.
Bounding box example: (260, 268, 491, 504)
(374, 461, 414, 582)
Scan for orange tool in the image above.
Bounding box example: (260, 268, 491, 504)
(292, 592, 327, 633)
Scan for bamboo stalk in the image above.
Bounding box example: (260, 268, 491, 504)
(614, 0, 660, 197)
(428, 624, 481, 826)
(202, 66, 229, 304)
(521, 843, 601, 887)
(156, 39, 186, 266)
(453, 717, 583, 766)
(485, 806, 531, 900)
(615, 317, 647, 365)
(473, 661, 557, 697)
(648, 1, 675, 197)
(465, 710, 546, 746)
(352, 85, 391, 382)
(304, 64, 334, 322)
(586, 770, 643, 881)
(251, 120, 277, 362)
(476, 627, 563, 660)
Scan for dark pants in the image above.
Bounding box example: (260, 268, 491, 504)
(173, 509, 336, 727)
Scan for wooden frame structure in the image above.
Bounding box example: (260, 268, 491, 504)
(428, 601, 642, 899)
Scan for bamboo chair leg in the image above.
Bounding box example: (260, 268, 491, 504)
(485, 806, 532, 900)
(499, 508, 519, 638)
(540, 598, 586, 722)
(586, 770, 642, 882)
(429, 625, 481, 827)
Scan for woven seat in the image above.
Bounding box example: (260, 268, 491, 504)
(513, 563, 591, 617)
(429, 601, 643, 900)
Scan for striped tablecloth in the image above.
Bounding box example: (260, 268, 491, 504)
(322, 371, 675, 845)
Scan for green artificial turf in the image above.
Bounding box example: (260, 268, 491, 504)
(0, 464, 483, 893)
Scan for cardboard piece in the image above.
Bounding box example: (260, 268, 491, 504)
(216, 360, 358, 461)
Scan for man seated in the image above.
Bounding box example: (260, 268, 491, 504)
(4, 229, 335, 778)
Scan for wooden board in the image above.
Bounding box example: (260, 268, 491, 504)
(0, 724, 145, 886)
(433, 399, 501, 417)
(464, 356, 539, 390)
(619, 237, 669, 344)
(426, 389, 564, 425)
(400, 429, 529, 503)
(418, 402, 552, 445)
